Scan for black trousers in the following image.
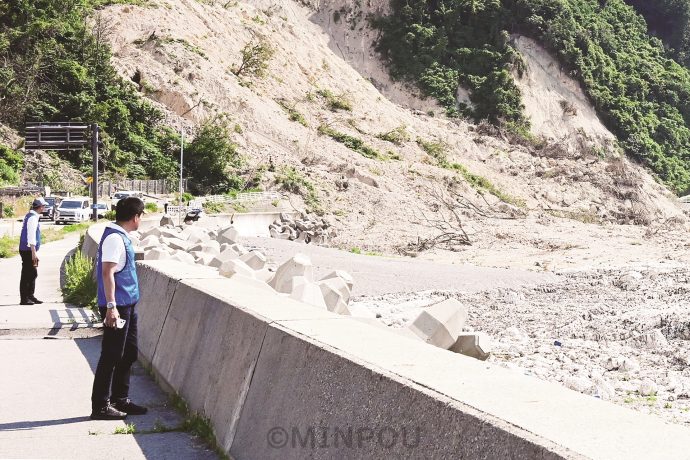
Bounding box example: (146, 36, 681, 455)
(91, 305, 138, 411)
(19, 250, 37, 301)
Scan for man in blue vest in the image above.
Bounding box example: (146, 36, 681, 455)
(19, 198, 47, 305)
(91, 196, 148, 420)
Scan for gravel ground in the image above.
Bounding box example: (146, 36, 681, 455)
(352, 263, 690, 426)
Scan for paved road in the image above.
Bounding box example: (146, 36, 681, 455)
(0, 237, 218, 459)
(242, 236, 558, 297)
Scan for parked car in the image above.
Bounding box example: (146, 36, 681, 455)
(95, 202, 109, 219)
(55, 197, 91, 224)
(40, 196, 60, 221)
(111, 191, 143, 209)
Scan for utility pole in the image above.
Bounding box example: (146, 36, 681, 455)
(91, 124, 99, 221)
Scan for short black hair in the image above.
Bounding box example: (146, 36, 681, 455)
(116, 197, 145, 222)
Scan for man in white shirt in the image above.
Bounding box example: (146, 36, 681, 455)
(18, 198, 47, 305)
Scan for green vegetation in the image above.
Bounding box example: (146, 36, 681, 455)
(202, 201, 225, 214)
(376, 125, 410, 145)
(62, 250, 97, 308)
(170, 393, 230, 460)
(0, 145, 23, 185)
(316, 89, 353, 111)
(318, 125, 382, 159)
(184, 117, 244, 195)
(233, 40, 274, 78)
(375, 0, 690, 193)
(144, 202, 159, 213)
(276, 99, 308, 127)
(0, 1, 183, 180)
(0, 235, 18, 258)
(417, 137, 524, 206)
(113, 423, 137, 435)
(104, 210, 116, 220)
(275, 166, 321, 214)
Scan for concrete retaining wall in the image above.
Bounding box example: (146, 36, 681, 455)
(137, 261, 690, 460)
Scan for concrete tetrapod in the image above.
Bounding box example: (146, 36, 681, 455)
(408, 298, 468, 349)
(321, 270, 354, 292)
(219, 259, 256, 279)
(269, 253, 314, 294)
(145, 247, 171, 261)
(239, 251, 267, 270)
(217, 226, 240, 245)
(210, 248, 240, 268)
(450, 333, 492, 360)
(160, 214, 175, 226)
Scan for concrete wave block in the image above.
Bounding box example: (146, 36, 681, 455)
(255, 268, 274, 283)
(160, 214, 175, 226)
(145, 248, 171, 260)
(288, 281, 328, 309)
(269, 253, 314, 293)
(170, 250, 196, 265)
(164, 238, 191, 252)
(219, 259, 256, 278)
(318, 277, 351, 305)
(210, 248, 240, 268)
(408, 299, 468, 349)
(320, 270, 354, 292)
(160, 228, 182, 240)
(450, 333, 492, 360)
(140, 235, 161, 250)
(229, 243, 248, 256)
(239, 251, 267, 270)
(190, 251, 215, 266)
(218, 226, 240, 245)
(141, 226, 162, 239)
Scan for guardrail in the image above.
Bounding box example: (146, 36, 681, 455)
(203, 191, 282, 204)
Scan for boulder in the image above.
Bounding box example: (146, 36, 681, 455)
(408, 299, 468, 349)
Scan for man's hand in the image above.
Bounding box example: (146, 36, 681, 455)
(31, 247, 38, 266)
(104, 307, 120, 328)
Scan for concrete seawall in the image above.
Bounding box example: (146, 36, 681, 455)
(137, 261, 690, 459)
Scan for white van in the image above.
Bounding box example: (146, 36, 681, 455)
(56, 197, 91, 224)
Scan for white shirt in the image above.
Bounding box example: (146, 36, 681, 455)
(26, 210, 40, 246)
(101, 223, 130, 272)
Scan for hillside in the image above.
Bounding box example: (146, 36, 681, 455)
(92, 0, 688, 269)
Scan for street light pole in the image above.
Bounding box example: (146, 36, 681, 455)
(179, 130, 184, 226)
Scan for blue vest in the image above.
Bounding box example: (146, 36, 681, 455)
(19, 212, 41, 251)
(97, 226, 140, 307)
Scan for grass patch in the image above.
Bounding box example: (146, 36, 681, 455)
(62, 250, 97, 309)
(350, 247, 362, 254)
(275, 166, 322, 215)
(113, 423, 137, 435)
(376, 125, 410, 145)
(417, 137, 525, 207)
(545, 209, 600, 225)
(0, 235, 19, 258)
(276, 99, 308, 127)
(62, 222, 92, 233)
(318, 125, 381, 160)
(202, 201, 225, 214)
(170, 394, 230, 460)
(316, 89, 352, 111)
(144, 202, 159, 213)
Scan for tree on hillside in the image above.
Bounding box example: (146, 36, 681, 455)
(184, 117, 245, 195)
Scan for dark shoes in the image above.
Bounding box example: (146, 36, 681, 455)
(113, 398, 148, 415)
(90, 404, 127, 420)
(19, 296, 42, 305)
